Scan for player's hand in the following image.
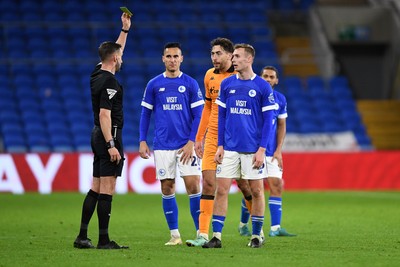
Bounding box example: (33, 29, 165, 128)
(139, 141, 150, 159)
(178, 141, 194, 165)
(252, 147, 266, 169)
(194, 140, 204, 159)
(214, 146, 224, 164)
(108, 147, 121, 164)
(272, 150, 283, 170)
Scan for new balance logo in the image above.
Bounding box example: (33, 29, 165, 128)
(159, 87, 165, 92)
(229, 90, 236, 94)
(106, 89, 117, 99)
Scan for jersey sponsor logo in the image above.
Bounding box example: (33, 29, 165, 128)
(231, 100, 252, 115)
(229, 90, 236, 94)
(106, 89, 117, 99)
(159, 87, 165, 92)
(158, 169, 166, 176)
(249, 89, 256, 97)
(178, 85, 186, 93)
(209, 87, 219, 95)
(163, 96, 183, 110)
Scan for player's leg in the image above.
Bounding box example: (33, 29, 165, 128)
(186, 136, 217, 246)
(154, 150, 182, 245)
(202, 177, 232, 248)
(266, 157, 296, 237)
(203, 150, 239, 249)
(236, 179, 252, 236)
(182, 175, 201, 232)
(161, 178, 182, 245)
(241, 153, 266, 248)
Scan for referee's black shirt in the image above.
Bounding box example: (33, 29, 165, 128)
(90, 64, 124, 129)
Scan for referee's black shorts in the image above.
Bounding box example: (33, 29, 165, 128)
(91, 126, 124, 178)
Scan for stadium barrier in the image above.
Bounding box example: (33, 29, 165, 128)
(0, 151, 399, 194)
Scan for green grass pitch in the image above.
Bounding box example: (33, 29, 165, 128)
(1, 191, 399, 267)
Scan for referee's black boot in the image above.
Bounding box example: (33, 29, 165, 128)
(73, 236, 95, 249)
(97, 240, 129, 249)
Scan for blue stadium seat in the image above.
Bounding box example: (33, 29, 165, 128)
(73, 135, 92, 152)
(0, 110, 21, 124)
(26, 133, 51, 152)
(283, 76, 303, 90)
(329, 75, 349, 89)
(2, 133, 27, 153)
(18, 98, 41, 113)
(306, 75, 325, 89)
(0, 100, 18, 113)
(24, 122, 47, 136)
(50, 133, 74, 152)
(321, 119, 347, 133)
(1, 122, 24, 136)
(297, 121, 322, 133)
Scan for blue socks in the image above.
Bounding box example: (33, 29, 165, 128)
(189, 192, 201, 230)
(269, 197, 282, 227)
(162, 194, 178, 230)
(240, 198, 250, 224)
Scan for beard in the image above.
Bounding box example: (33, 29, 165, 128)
(115, 61, 122, 72)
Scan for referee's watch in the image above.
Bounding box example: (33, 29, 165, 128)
(106, 139, 115, 149)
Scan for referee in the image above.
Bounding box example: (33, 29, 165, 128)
(73, 12, 131, 250)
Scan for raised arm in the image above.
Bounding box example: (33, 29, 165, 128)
(116, 13, 131, 53)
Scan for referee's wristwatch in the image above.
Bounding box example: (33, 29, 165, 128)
(106, 139, 115, 149)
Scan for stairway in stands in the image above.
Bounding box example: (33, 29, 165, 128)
(357, 100, 400, 150)
(275, 36, 320, 77)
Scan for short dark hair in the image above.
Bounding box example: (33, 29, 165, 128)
(98, 41, 122, 62)
(210, 37, 234, 53)
(163, 42, 182, 55)
(234, 43, 255, 58)
(261, 66, 279, 78)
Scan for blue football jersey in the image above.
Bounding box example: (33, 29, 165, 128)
(266, 90, 288, 156)
(141, 72, 204, 150)
(216, 74, 276, 152)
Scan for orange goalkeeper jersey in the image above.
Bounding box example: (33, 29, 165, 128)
(196, 65, 236, 141)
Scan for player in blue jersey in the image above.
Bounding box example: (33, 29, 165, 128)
(238, 66, 296, 237)
(139, 42, 204, 246)
(260, 66, 296, 237)
(202, 44, 276, 249)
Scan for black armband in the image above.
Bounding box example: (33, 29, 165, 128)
(121, 29, 129, 33)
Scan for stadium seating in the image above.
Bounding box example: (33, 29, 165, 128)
(0, 0, 372, 153)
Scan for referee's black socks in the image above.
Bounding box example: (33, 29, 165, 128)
(97, 194, 113, 245)
(78, 189, 99, 239)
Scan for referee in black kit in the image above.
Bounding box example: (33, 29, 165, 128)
(73, 12, 131, 250)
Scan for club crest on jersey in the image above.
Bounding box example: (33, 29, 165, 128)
(249, 89, 256, 97)
(268, 92, 275, 103)
(178, 86, 186, 93)
(106, 88, 117, 99)
(158, 169, 166, 176)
